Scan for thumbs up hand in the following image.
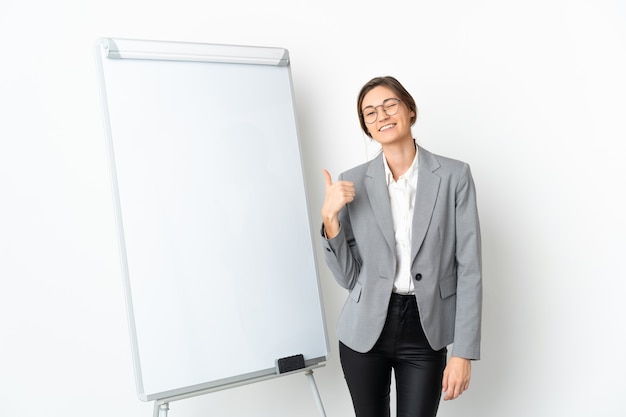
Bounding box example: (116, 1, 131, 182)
(321, 169, 355, 239)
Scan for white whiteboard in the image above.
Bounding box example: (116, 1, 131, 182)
(95, 38, 328, 402)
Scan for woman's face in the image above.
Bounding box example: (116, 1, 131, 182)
(361, 86, 415, 146)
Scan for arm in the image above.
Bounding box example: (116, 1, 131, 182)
(451, 163, 482, 359)
(443, 163, 482, 400)
(320, 170, 361, 290)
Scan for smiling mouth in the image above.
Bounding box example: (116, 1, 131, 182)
(379, 123, 395, 132)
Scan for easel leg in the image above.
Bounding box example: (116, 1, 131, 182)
(153, 402, 169, 417)
(305, 370, 327, 417)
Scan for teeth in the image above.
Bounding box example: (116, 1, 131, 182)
(380, 124, 395, 131)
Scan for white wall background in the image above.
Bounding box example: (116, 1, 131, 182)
(1, 0, 625, 416)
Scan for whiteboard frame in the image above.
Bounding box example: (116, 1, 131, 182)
(94, 37, 329, 403)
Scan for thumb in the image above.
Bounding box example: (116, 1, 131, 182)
(322, 169, 333, 187)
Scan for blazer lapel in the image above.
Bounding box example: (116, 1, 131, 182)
(411, 147, 441, 261)
(365, 155, 396, 253)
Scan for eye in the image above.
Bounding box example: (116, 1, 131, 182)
(384, 102, 398, 111)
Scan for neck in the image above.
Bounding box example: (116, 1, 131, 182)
(382, 139, 416, 180)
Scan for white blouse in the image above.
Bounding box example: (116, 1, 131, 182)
(382, 146, 419, 295)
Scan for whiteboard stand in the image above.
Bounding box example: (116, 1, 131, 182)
(95, 37, 330, 416)
(151, 365, 327, 417)
(305, 369, 327, 417)
(156, 402, 169, 417)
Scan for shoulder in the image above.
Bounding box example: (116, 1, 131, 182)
(420, 146, 472, 180)
(339, 153, 384, 181)
(420, 146, 468, 170)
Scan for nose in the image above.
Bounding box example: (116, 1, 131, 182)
(378, 106, 391, 121)
(372, 104, 390, 122)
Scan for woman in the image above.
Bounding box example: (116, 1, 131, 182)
(321, 76, 482, 417)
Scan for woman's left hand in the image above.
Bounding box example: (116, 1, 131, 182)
(441, 356, 471, 400)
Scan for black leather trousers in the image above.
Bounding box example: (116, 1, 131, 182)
(339, 293, 447, 417)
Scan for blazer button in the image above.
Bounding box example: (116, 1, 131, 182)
(415, 273, 422, 281)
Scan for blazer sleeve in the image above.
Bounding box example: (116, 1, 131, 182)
(451, 163, 483, 360)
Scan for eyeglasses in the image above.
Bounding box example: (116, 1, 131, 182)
(361, 98, 402, 124)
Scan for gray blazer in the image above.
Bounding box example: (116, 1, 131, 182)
(321, 146, 482, 360)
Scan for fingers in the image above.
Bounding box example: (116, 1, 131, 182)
(441, 358, 471, 401)
(321, 169, 355, 229)
(322, 169, 333, 187)
(338, 184, 355, 202)
(443, 378, 469, 400)
(321, 169, 355, 200)
(442, 376, 463, 401)
(443, 382, 462, 401)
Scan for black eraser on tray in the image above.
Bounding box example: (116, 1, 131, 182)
(276, 354, 305, 374)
